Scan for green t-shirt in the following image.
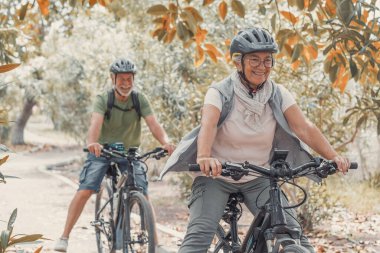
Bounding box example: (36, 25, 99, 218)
(92, 90, 153, 148)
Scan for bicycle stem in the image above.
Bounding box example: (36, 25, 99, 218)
(268, 180, 287, 227)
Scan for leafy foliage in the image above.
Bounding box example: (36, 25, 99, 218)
(296, 181, 338, 232)
(144, 0, 380, 93)
(0, 209, 44, 253)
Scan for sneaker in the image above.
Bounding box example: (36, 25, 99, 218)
(54, 237, 68, 252)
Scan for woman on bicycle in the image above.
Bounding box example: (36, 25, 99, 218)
(161, 27, 350, 253)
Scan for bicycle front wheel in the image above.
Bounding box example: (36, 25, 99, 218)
(95, 180, 116, 253)
(123, 191, 156, 253)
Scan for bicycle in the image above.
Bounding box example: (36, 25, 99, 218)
(87, 144, 168, 253)
(189, 150, 358, 253)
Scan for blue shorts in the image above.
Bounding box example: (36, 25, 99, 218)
(78, 153, 148, 195)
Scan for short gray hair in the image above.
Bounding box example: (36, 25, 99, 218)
(232, 52, 242, 63)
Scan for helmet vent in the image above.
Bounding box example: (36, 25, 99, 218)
(253, 33, 260, 42)
(262, 32, 269, 42)
(243, 34, 252, 43)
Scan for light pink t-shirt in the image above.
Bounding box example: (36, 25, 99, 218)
(203, 84, 296, 183)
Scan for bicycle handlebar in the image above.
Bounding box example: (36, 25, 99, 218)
(83, 147, 168, 161)
(189, 159, 358, 181)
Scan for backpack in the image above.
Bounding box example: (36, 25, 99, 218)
(104, 89, 142, 121)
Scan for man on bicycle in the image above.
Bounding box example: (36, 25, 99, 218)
(54, 58, 175, 252)
(160, 27, 350, 253)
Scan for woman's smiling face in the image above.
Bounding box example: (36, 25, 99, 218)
(241, 51, 273, 87)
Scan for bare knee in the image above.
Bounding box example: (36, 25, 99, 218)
(76, 189, 94, 200)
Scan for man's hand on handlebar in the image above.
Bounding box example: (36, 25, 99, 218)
(196, 156, 222, 177)
(162, 143, 176, 155)
(87, 142, 103, 157)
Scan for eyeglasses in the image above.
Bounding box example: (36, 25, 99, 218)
(245, 57, 273, 68)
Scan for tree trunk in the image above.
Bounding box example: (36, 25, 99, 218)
(11, 97, 37, 145)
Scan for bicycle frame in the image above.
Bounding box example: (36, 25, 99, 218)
(217, 178, 303, 253)
(241, 178, 303, 253)
(92, 146, 166, 253)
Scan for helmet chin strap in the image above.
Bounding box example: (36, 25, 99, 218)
(237, 70, 266, 98)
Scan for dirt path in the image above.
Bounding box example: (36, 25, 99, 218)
(1, 146, 98, 252)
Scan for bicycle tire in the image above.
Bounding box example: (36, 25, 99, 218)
(280, 244, 309, 253)
(95, 180, 116, 253)
(123, 191, 156, 253)
(213, 224, 232, 253)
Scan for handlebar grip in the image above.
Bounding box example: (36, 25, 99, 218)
(331, 161, 358, 170)
(189, 164, 200, 171)
(350, 162, 358, 169)
(83, 148, 89, 152)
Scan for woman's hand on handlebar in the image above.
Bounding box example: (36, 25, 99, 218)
(87, 142, 103, 157)
(196, 156, 222, 177)
(332, 155, 350, 175)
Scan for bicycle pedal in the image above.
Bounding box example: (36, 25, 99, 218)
(91, 220, 102, 227)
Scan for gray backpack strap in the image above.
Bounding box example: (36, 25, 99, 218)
(131, 90, 141, 121)
(104, 89, 115, 121)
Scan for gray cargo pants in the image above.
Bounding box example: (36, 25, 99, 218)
(178, 176, 315, 253)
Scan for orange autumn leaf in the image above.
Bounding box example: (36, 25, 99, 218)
(195, 45, 205, 67)
(280, 11, 298, 25)
(225, 38, 231, 47)
(291, 60, 301, 71)
(195, 26, 208, 45)
(307, 45, 318, 59)
(34, 246, 43, 253)
(218, 1, 227, 21)
(36, 0, 49, 16)
(204, 43, 222, 57)
(98, 0, 106, 7)
(287, 32, 300, 46)
(325, 0, 337, 16)
(0, 63, 21, 73)
(89, 0, 97, 7)
(206, 50, 218, 63)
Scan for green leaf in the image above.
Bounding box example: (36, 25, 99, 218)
(356, 1, 362, 21)
(349, 58, 358, 78)
(291, 43, 303, 63)
(0, 171, 5, 184)
(147, 4, 169, 16)
(7, 209, 17, 231)
(176, 21, 190, 42)
(329, 65, 339, 83)
(271, 14, 276, 31)
(259, 4, 266, 15)
(19, 3, 29, 21)
(356, 115, 367, 128)
(295, 0, 304, 10)
(308, 0, 319, 11)
(69, 0, 76, 7)
(231, 0, 245, 18)
(323, 44, 334, 55)
(1, 230, 10, 250)
(337, 0, 355, 26)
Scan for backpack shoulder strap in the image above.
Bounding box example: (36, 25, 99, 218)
(131, 90, 141, 121)
(104, 89, 115, 121)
